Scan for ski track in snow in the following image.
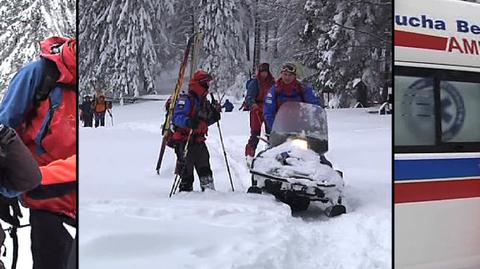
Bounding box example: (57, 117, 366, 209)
(80, 101, 391, 269)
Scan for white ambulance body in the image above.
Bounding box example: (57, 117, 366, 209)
(395, 0, 480, 268)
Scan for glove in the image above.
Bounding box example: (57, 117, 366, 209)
(187, 117, 199, 129)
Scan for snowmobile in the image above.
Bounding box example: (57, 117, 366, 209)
(247, 102, 346, 217)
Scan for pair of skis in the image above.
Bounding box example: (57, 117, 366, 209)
(155, 32, 202, 175)
(155, 32, 234, 196)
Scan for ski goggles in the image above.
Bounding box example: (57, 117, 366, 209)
(280, 63, 296, 74)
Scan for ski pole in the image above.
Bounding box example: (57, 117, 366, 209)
(210, 93, 234, 192)
(256, 135, 270, 145)
(169, 129, 193, 197)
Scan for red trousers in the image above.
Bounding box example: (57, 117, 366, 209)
(245, 105, 264, 157)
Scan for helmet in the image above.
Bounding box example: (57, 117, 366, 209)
(192, 70, 213, 89)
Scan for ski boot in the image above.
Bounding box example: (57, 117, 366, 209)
(179, 176, 193, 192)
(246, 155, 254, 168)
(200, 175, 215, 191)
(179, 182, 193, 192)
(247, 177, 262, 194)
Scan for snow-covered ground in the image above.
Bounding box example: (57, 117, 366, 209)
(79, 100, 392, 269)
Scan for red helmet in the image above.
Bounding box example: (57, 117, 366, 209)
(189, 70, 213, 97)
(193, 70, 213, 85)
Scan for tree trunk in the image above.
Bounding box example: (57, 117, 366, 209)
(245, 29, 250, 62)
(264, 21, 268, 51)
(189, 4, 196, 79)
(253, 0, 261, 73)
(273, 20, 278, 58)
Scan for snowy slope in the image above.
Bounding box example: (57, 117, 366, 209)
(79, 100, 392, 269)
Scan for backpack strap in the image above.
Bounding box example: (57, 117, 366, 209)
(34, 87, 63, 155)
(35, 59, 60, 105)
(25, 59, 60, 125)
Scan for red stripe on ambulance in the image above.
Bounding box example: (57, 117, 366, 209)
(395, 178, 480, 203)
(395, 30, 448, 50)
(395, 30, 480, 55)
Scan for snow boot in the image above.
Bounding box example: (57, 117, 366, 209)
(246, 156, 254, 168)
(179, 176, 193, 192)
(179, 182, 193, 192)
(199, 175, 215, 191)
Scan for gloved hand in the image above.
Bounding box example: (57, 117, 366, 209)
(187, 117, 199, 129)
(0, 124, 16, 146)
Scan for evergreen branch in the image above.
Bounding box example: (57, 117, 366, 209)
(330, 21, 391, 44)
(350, 0, 392, 7)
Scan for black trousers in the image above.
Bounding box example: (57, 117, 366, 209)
(83, 113, 93, 127)
(30, 210, 74, 269)
(174, 141, 213, 188)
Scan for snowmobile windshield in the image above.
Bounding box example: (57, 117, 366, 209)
(270, 102, 328, 154)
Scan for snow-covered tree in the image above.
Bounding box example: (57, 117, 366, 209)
(0, 0, 75, 93)
(198, 0, 246, 94)
(299, 0, 392, 107)
(79, 0, 163, 97)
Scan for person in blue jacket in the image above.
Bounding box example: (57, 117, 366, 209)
(264, 62, 320, 133)
(170, 70, 221, 192)
(221, 99, 234, 112)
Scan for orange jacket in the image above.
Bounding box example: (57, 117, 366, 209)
(40, 155, 76, 185)
(23, 154, 77, 219)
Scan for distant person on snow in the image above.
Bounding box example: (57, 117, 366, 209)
(80, 95, 94, 127)
(244, 63, 275, 163)
(0, 36, 77, 269)
(222, 99, 234, 112)
(93, 94, 107, 127)
(169, 70, 221, 192)
(264, 62, 320, 133)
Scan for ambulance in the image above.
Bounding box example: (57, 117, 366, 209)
(395, 0, 480, 268)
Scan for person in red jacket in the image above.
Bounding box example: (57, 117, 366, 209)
(244, 63, 275, 164)
(0, 37, 76, 269)
(170, 70, 221, 192)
